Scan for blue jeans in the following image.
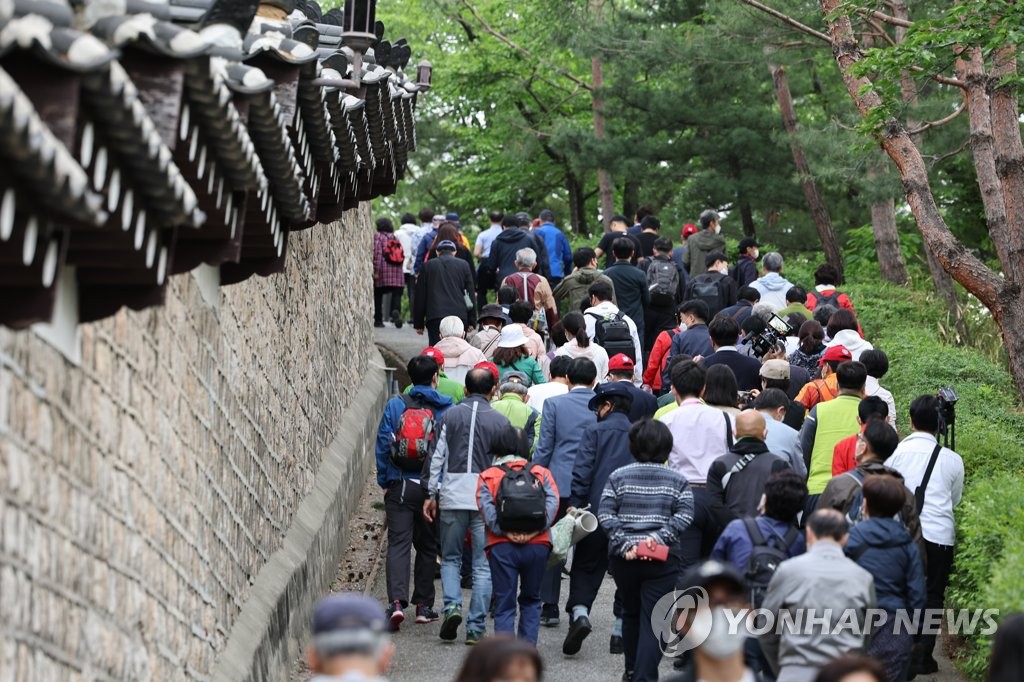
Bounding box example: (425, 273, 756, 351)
(439, 509, 491, 633)
(488, 542, 549, 644)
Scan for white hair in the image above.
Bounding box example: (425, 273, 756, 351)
(439, 315, 465, 338)
(515, 248, 537, 268)
(752, 303, 776, 322)
(500, 381, 528, 396)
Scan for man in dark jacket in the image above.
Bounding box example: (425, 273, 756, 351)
(375, 355, 455, 630)
(487, 215, 550, 284)
(718, 286, 761, 328)
(733, 238, 760, 288)
(669, 300, 714, 361)
(644, 237, 687, 351)
(606, 353, 658, 421)
(603, 237, 650, 345)
(563, 382, 634, 656)
(702, 315, 763, 391)
(684, 251, 738, 319)
(414, 240, 476, 345)
(707, 411, 791, 522)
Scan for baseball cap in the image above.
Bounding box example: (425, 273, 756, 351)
(607, 353, 635, 373)
(738, 237, 760, 252)
(587, 381, 633, 411)
(479, 303, 511, 325)
(436, 239, 457, 251)
(445, 211, 459, 223)
(759, 359, 790, 381)
(502, 370, 531, 388)
(420, 347, 445, 364)
(820, 345, 853, 365)
(679, 560, 746, 593)
(539, 209, 554, 221)
(682, 223, 698, 239)
(310, 593, 387, 655)
(474, 361, 500, 382)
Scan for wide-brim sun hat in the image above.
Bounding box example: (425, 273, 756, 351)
(497, 325, 529, 349)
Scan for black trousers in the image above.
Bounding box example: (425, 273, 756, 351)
(610, 555, 680, 682)
(405, 274, 416, 321)
(566, 525, 609, 615)
(384, 480, 437, 608)
(374, 286, 403, 325)
(920, 541, 955, 663)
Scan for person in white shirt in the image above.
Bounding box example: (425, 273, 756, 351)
(555, 311, 610, 382)
(474, 210, 504, 260)
(582, 280, 643, 384)
(886, 394, 964, 676)
(527, 355, 570, 412)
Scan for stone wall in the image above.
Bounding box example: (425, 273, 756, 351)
(0, 207, 382, 680)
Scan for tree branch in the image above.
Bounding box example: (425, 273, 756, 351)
(906, 102, 966, 134)
(855, 7, 913, 29)
(457, 0, 593, 92)
(737, 0, 832, 43)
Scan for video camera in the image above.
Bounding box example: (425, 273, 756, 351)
(936, 386, 958, 449)
(749, 314, 794, 359)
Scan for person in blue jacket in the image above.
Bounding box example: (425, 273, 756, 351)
(534, 209, 573, 287)
(375, 355, 455, 631)
(845, 474, 927, 682)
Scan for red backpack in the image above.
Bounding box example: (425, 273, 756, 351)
(390, 395, 436, 472)
(383, 236, 405, 265)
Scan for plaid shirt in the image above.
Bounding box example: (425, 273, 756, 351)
(373, 232, 405, 288)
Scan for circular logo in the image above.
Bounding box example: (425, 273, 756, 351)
(652, 586, 710, 656)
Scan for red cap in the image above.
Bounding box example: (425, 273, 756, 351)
(819, 345, 853, 365)
(682, 223, 698, 239)
(474, 360, 500, 382)
(421, 347, 445, 364)
(608, 353, 636, 372)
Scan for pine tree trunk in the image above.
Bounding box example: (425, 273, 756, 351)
(566, 170, 588, 236)
(590, 0, 616, 225)
(869, 195, 911, 284)
(770, 62, 844, 281)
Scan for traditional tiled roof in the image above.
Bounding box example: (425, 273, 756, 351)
(0, 0, 426, 328)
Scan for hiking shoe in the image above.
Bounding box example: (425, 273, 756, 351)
(562, 615, 592, 655)
(540, 604, 560, 628)
(415, 604, 440, 624)
(439, 605, 462, 641)
(390, 310, 403, 329)
(609, 634, 624, 654)
(465, 629, 483, 645)
(386, 600, 405, 632)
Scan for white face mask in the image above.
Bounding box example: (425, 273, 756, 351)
(714, 224, 722, 234)
(752, 249, 760, 260)
(698, 607, 749, 660)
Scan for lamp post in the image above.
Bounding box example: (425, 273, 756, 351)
(415, 59, 432, 90)
(341, 0, 378, 92)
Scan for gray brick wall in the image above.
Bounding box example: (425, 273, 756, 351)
(0, 206, 377, 680)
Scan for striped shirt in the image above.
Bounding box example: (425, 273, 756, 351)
(598, 462, 695, 557)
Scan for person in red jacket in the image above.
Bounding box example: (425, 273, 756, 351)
(643, 304, 686, 395)
(477, 425, 560, 645)
(805, 263, 856, 314)
(832, 396, 890, 476)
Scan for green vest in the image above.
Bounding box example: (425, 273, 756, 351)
(491, 394, 541, 454)
(403, 373, 464, 404)
(808, 395, 861, 494)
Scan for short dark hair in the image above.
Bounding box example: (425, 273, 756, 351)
(813, 303, 837, 328)
(609, 214, 629, 226)
(678, 299, 709, 322)
(862, 419, 899, 460)
(703, 365, 739, 409)
(836, 361, 868, 391)
(490, 424, 528, 458)
(501, 215, 519, 228)
(635, 204, 654, 222)
(858, 395, 889, 422)
(408, 356, 439, 386)
(671, 360, 706, 398)
(806, 509, 849, 541)
(401, 212, 416, 225)
(640, 215, 661, 231)
(465, 367, 496, 396)
(653, 237, 673, 253)
(763, 470, 808, 523)
(814, 655, 887, 682)
(629, 418, 674, 463)
(612, 237, 635, 259)
(497, 285, 518, 305)
(909, 394, 940, 433)
(665, 353, 693, 377)
(826, 309, 859, 338)
(785, 285, 806, 304)
(860, 349, 889, 379)
(573, 247, 596, 269)
(814, 263, 840, 286)
(708, 315, 740, 347)
(738, 286, 761, 303)
(568, 357, 598, 386)
(754, 387, 791, 411)
(418, 207, 435, 223)
(488, 210, 504, 223)
(704, 250, 727, 268)
(785, 312, 808, 332)
(699, 210, 719, 229)
(548, 355, 572, 379)
(588, 280, 614, 302)
(375, 217, 394, 233)
(509, 300, 534, 324)
(863, 474, 906, 518)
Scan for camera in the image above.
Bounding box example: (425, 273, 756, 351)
(936, 386, 957, 446)
(749, 314, 794, 358)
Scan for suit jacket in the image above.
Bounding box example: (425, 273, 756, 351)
(533, 387, 597, 496)
(569, 411, 634, 511)
(616, 379, 658, 422)
(702, 347, 763, 391)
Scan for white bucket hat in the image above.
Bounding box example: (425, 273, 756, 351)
(497, 324, 529, 349)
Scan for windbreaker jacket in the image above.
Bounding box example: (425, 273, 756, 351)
(487, 229, 550, 282)
(552, 267, 617, 314)
(685, 229, 726, 276)
(413, 253, 475, 327)
(425, 395, 511, 510)
(534, 222, 573, 278)
(570, 411, 634, 511)
(845, 517, 926, 613)
(477, 457, 559, 549)
(376, 386, 454, 488)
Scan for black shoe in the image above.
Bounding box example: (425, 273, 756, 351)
(562, 615, 592, 655)
(391, 310, 403, 329)
(374, 322, 385, 328)
(439, 605, 462, 641)
(540, 604, 560, 628)
(609, 634, 624, 654)
(621, 671, 633, 682)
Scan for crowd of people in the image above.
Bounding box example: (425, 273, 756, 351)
(308, 207, 1020, 682)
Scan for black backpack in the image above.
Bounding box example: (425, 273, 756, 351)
(496, 464, 548, 532)
(809, 289, 841, 309)
(742, 517, 798, 608)
(689, 273, 726, 317)
(586, 311, 636, 361)
(647, 259, 680, 307)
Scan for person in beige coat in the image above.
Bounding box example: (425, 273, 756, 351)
(434, 316, 487, 384)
